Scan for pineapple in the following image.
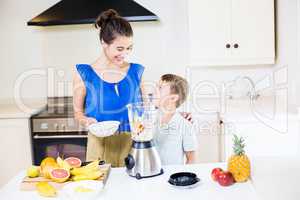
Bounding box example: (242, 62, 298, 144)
(228, 134, 251, 182)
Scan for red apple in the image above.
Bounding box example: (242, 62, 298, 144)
(217, 171, 235, 186)
(211, 168, 223, 181)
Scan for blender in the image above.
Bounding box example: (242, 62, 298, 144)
(124, 100, 163, 179)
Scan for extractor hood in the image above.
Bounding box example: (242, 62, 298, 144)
(27, 0, 158, 26)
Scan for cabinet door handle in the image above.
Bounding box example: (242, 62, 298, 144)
(226, 44, 231, 49)
(33, 135, 88, 139)
(234, 43, 239, 48)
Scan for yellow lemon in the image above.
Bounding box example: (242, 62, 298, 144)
(27, 166, 40, 178)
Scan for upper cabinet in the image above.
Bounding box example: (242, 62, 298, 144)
(188, 0, 275, 66)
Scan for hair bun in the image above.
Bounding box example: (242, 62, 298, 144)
(95, 9, 120, 29)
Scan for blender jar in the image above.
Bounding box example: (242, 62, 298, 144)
(127, 102, 158, 141)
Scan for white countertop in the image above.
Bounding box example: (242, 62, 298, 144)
(0, 163, 259, 200)
(0, 98, 47, 119)
(251, 156, 300, 200)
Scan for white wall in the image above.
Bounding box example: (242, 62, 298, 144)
(0, 0, 58, 99)
(39, 0, 190, 97)
(0, 0, 298, 109)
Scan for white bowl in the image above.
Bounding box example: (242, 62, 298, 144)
(88, 121, 120, 137)
(60, 180, 103, 200)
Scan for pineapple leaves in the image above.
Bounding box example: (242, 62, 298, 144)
(232, 134, 246, 156)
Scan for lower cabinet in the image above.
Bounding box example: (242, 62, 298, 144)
(0, 119, 32, 188)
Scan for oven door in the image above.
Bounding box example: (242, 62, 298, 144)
(32, 133, 87, 165)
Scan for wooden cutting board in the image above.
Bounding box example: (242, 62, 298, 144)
(20, 164, 111, 191)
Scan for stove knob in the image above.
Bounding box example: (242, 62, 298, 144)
(54, 123, 59, 130)
(61, 124, 66, 131)
(40, 123, 48, 130)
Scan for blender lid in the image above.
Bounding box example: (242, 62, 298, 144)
(168, 172, 200, 186)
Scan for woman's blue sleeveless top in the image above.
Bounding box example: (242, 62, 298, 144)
(76, 63, 144, 132)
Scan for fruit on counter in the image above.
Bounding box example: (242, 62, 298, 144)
(40, 157, 56, 168)
(71, 170, 104, 181)
(37, 157, 103, 183)
(36, 182, 57, 197)
(211, 168, 223, 181)
(40, 157, 59, 179)
(26, 166, 40, 178)
(217, 171, 235, 186)
(56, 156, 72, 171)
(65, 157, 82, 168)
(70, 160, 99, 176)
(84, 159, 99, 168)
(74, 186, 95, 193)
(70, 159, 104, 181)
(50, 168, 70, 183)
(228, 134, 251, 182)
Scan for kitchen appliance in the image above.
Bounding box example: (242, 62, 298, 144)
(30, 97, 87, 165)
(124, 101, 163, 179)
(168, 172, 200, 189)
(27, 0, 158, 26)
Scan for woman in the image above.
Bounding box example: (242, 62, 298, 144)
(73, 9, 142, 167)
(73, 9, 191, 167)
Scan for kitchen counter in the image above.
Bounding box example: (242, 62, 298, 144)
(251, 156, 300, 200)
(0, 98, 47, 119)
(0, 163, 259, 200)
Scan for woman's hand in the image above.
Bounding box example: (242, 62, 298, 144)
(180, 112, 193, 123)
(78, 116, 97, 127)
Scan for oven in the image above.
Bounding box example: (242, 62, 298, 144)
(30, 97, 88, 165)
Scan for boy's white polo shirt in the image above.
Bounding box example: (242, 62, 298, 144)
(153, 112, 197, 165)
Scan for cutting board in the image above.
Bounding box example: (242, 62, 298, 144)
(20, 164, 111, 191)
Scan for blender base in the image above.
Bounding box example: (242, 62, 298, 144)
(125, 140, 163, 179)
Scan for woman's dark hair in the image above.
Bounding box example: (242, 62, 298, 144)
(95, 9, 133, 44)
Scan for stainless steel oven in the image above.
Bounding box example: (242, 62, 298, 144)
(30, 97, 88, 165)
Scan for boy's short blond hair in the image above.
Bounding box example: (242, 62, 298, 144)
(160, 74, 188, 108)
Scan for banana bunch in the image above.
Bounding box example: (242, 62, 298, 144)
(70, 160, 104, 181)
(70, 160, 99, 175)
(72, 170, 103, 181)
(36, 182, 57, 197)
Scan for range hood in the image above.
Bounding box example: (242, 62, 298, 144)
(27, 0, 158, 26)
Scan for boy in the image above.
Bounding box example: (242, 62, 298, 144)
(153, 74, 197, 165)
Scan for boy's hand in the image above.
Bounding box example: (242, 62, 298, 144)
(185, 151, 196, 164)
(180, 112, 193, 123)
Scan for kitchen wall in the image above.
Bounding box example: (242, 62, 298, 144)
(0, 0, 56, 100)
(35, 0, 193, 98)
(0, 0, 298, 108)
(0, 0, 298, 104)
(0, 0, 189, 100)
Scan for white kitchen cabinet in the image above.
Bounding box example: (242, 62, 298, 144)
(188, 0, 275, 66)
(0, 119, 32, 188)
